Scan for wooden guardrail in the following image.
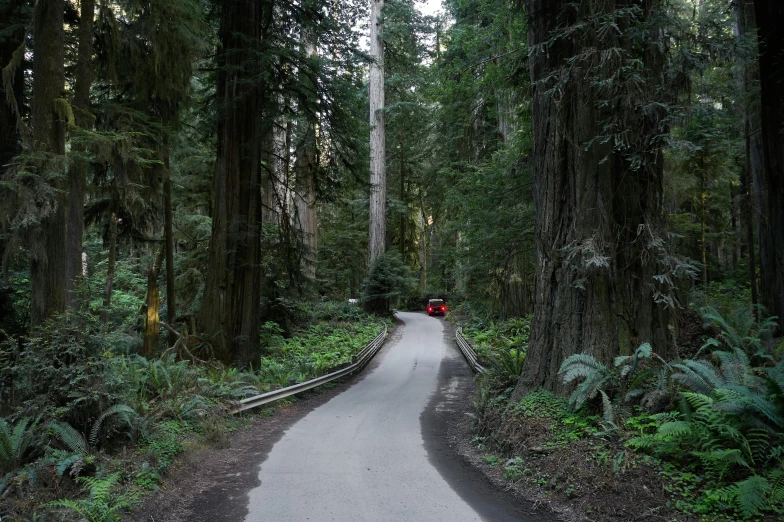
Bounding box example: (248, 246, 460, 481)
(455, 327, 487, 374)
(230, 326, 388, 414)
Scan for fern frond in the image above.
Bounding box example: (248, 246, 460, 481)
(599, 390, 615, 426)
(682, 392, 714, 412)
(559, 353, 608, 383)
(89, 404, 135, 446)
(732, 475, 771, 517)
(691, 448, 750, 477)
(49, 422, 87, 455)
(656, 420, 693, 441)
(671, 360, 722, 394)
(55, 454, 84, 478)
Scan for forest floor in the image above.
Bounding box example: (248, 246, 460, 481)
(452, 310, 782, 522)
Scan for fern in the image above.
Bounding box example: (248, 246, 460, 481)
(671, 359, 722, 394)
(559, 353, 609, 384)
(49, 421, 88, 455)
(0, 417, 38, 473)
(48, 473, 134, 522)
(559, 353, 613, 410)
(89, 404, 135, 446)
(715, 475, 771, 518)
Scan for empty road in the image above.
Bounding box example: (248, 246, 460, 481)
(243, 311, 544, 522)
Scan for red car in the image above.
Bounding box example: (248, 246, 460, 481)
(427, 299, 447, 316)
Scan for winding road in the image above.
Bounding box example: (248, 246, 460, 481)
(242, 311, 544, 522)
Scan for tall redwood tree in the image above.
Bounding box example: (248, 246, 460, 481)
(29, 0, 67, 326)
(751, 1, 784, 329)
(200, 0, 264, 366)
(513, 0, 671, 397)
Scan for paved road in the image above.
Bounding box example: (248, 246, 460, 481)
(244, 311, 516, 522)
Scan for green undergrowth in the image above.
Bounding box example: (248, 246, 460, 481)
(469, 303, 783, 521)
(258, 315, 392, 386)
(0, 302, 388, 521)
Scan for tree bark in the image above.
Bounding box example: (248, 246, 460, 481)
(734, 0, 762, 311)
(294, 24, 318, 282)
(163, 152, 177, 345)
(200, 0, 263, 367)
(65, 0, 95, 308)
(142, 246, 166, 358)
(366, 0, 387, 313)
(101, 212, 118, 322)
(29, 0, 67, 326)
(513, 0, 670, 398)
(368, 0, 386, 266)
(751, 1, 784, 328)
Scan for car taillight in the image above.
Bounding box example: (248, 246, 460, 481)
(441, 306, 446, 311)
(428, 307, 433, 312)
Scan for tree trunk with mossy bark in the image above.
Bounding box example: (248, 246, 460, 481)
(29, 0, 67, 326)
(200, 0, 263, 367)
(512, 0, 671, 399)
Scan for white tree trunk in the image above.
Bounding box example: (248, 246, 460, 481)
(368, 0, 386, 265)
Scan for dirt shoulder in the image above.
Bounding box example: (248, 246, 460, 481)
(430, 321, 699, 522)
(421, 320, 560, 522)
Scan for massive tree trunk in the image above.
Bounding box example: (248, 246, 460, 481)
(366, 0, 386, 312)
(200, 0, 263, 367)
(513, 0, 670, 398)
(29, 0, 67, 326)
(734, 0, 761, 311)
(65, 0, 95, 307)
(368, 0, 386, 266)
(751, 1, 784, 328)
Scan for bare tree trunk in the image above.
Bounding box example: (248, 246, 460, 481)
(101, 212, 118, 322)
(163, 155, 177, 344)
(751, 1, 784, 328)
(29, 0, 67, 326)
(66, 0, 95, 308)
(142, 246, 165, 357)
(513, 0, 670, 398)
(366, 0, 386, 313)
(734, 0, 761, 311)
(418, 209, 426, 290)
(368, 0, 386, 266)
(294, 25, 319, 281)
(200, 0, 263, 367)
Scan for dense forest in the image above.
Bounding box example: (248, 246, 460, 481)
(1, 0, 783, 520)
